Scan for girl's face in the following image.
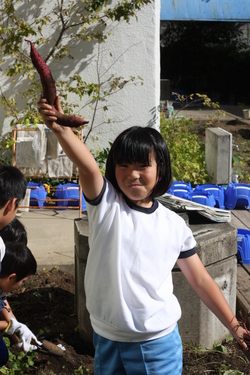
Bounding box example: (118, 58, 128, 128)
(115, 151, 158, 207)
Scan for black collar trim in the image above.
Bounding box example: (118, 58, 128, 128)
(123, 195, 158, 213)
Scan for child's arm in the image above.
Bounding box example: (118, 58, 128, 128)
(38, 97, 103, 200)
(0, 298, 16, 331)
(177, 253, 249, 350)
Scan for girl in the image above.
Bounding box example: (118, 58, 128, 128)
(38, 97, 249, 375)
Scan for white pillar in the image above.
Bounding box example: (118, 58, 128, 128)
(205, 127, 232, 184)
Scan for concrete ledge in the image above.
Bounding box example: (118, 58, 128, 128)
(74, 216, 93, 343)
(173, 221, 237, 348)
(174, 256, 236, 348)
(191, 222, 237, 265)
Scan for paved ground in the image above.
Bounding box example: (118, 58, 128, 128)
(18, 209, 85, 274)
(174, 104, 250, 124)
(16, 105, 250, 274)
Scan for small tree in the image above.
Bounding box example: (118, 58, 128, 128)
(0, 0, 151, 145)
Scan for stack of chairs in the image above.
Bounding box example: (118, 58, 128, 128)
(225, 183, 250, 210)
(193, 184, 225, 209)
(237, 228, 250, 264)
(167, 181, 193, 200)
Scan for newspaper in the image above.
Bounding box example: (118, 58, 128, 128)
(157, 193, 231, 223)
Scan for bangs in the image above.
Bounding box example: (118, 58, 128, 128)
(113, 133, 153, 166)
(105, 126, 173, 197)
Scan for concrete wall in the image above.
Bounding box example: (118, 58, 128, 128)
(174, 222, 237, 348)
(0, 0, 161, 154)
(74, 217, 92, 342)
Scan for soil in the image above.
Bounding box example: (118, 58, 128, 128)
(3, 268, 250, 375)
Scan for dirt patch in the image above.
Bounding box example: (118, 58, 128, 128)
(6, 269, 95, 375)
(3, 268, 250, 374)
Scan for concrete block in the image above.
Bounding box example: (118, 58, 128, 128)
(174, 222, 237, 348)
(205, 127, 232, 184)
(173, 223, 237, 349)
(174, 257, 236, 348)
(74, 216, 93, 343)
(191, 222, 237, 265)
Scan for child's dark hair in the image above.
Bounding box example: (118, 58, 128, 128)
(0, 218, 27, 245)
(0, 165, 27, 209)
(0, 243, 37, 282)
(105, 126, 173, 198)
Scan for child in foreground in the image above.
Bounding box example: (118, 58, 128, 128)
(0, 217, 28, 245)
(0, 238, 40, 365)
(38, 97, 249, 375)
(0, 218, 41, 365)
(0, 218, 28, 332)
(0, 165, 27, 231)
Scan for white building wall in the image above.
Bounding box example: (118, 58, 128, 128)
(0, 0, 161, 153)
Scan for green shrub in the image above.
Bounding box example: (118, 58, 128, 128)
(160, 114, 209, 185)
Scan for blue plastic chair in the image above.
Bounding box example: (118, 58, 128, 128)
(27, 182, 47, 207)
(167, 181, 193, 199)
(225, 183, 250, 209)
(237, 228, 250, 264)
(194, 184, 225, 209)
(190, 191, 216, 207)
(55, 183, 86, 210)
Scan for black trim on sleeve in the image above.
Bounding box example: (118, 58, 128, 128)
(84, 177, 106, 206)
(178, 247, 196, 259)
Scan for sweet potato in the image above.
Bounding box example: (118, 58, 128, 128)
(25, 39, 88, 128)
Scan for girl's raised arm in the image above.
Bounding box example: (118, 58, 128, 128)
(38, 97, 103, 200)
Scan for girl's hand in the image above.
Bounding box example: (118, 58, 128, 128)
(37, 96, 65, 133)
(230, 319, 250, 351)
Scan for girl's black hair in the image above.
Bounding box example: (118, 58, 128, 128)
(0, 242, 37, 282)
(0, 165, 27, 209)
(105, 126, 173, 199)
(0, 218, 27, 245)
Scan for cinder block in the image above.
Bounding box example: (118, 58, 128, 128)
(174, 222, 237, 348)
(74, 217, 93, 344)
(205, 127, 232, 184)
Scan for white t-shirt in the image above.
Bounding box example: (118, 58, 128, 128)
(0, 236, 6, 300)
(85, 178, 196, 342)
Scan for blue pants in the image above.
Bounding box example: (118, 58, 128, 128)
(93, 325, 183, 375)
(0, 336, 9, 367)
